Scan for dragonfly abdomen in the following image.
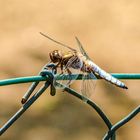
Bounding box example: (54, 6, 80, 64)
(89, 61, 128, 89)
(99, 70, 128, 89)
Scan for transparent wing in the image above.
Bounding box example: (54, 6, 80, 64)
(40, 32, 76, 52)
(75, 37, 97, 101)
(75, 37, 91, 60)
(81, 71, 97, 102)
(53, 56, 83, 89)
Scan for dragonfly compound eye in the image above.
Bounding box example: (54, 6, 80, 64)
(49, 50, 62, 63)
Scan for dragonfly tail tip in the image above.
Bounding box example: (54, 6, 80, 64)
(123, 85, 128, 89)
(21, 98, 27, 104)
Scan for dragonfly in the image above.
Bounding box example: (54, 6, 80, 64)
(40, 33, 128, 98)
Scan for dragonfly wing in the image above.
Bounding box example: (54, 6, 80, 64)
(75, 37, 91, 60)
(53, 56, 83, 89)
(81, 71, 97, 101)
(40, 32, 76, 52)
(75, 37, 98, 99)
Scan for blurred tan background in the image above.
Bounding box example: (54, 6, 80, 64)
(0, 0, 140, 140)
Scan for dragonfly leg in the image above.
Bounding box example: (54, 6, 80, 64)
(66, 68, 72, 87)
(61, 68, 72, 93)
(60, 63, 64, 74)
(67, 68, 72, 74)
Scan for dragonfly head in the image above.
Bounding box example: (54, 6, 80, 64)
(49, 50, 62, 63)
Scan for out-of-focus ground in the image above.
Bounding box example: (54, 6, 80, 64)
(0, 0, 140, 140)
